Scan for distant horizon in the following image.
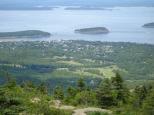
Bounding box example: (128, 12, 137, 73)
(0, 0, 154, 10)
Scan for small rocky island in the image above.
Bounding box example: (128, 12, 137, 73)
(142, 22, 154, 28)
(0, 30, 51, 38)
(75, 27, 110, 35)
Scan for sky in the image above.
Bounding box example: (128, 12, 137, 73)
(0, 0, 154, 9)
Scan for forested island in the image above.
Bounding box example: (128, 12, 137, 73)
(75, 27, 110, 35)
(142, 22, 154, 28)
(65, 6, 112, 10)
(0, 30, 51, 38)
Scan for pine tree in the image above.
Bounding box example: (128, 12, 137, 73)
(53, 86, 64, 100)
(6, 79, 17, 89)
(0, 83, 25, 114)
(134, 85, 147, 108)
(96, 79, 115, 108)
(77, 78, 86, 92)
(67, 86, 76, 98)
(143, 88, 154, 115)
(37, 83, 48, 94)
(111, 72, 128, 104)
(21, 81, 35, 89)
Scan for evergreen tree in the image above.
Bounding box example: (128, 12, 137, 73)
(21, 81, 35, 89)
(77, 78, 86, 91)
(74, 90, 97, 106)
(4, 71, 12, 83)
(112, 72, 123, 90)
(67, 86, 76, 98)
(53, 86, 64, 100)
(37, 83, 48, 94)
(111, 72, 128, 104)
(5, 79, 17, 89)
(0, 84, 25, 114)
(96, 79, 115, 108)
(134, 85, 147, 108)
(143, 88, 154, 115)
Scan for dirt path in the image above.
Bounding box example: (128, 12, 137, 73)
(72, 107, 112, 115)
(51, 100, 112, 115)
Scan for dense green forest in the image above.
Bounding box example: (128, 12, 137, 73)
(0, 40, 154, 114)
(0, 40, 154, 90)
(0, 73, 154, 115)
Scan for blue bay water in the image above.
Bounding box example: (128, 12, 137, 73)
(0, 7, 154, 44)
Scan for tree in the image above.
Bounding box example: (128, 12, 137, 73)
(112, 72, 123, 90)
(133, 85, 147, 108)
(37, 83, 48, 94)
(21, 81, 35, 89)
(4, 71, 12, 83)
(53, 86, 64, 100)
(5, 79, 17, 89)
(65, 86, 77, 104)
(96, 79, 115, 108)
(67, 86, 77, 98)
(143, 88, 154, 115)
(74, 90, 97, 106)
(111, 72, 129, 104)
(77, 78, 86, 92)
(0, 85, 25, 114)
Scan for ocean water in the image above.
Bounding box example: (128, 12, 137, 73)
(0, 7, 154, 44)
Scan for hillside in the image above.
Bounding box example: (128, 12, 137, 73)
(0, 73, 153, 115)
(0, 40, 154, 90)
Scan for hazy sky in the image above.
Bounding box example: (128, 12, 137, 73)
(0, 0, 154, 8)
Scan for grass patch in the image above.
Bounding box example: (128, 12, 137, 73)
(56, 60, 83, 66)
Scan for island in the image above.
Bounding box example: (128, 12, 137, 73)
(65, 6, 112, 11)
(142, 22, 154, 28)
(75, 27, 110, 35)
(0, 30, 51, 38)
